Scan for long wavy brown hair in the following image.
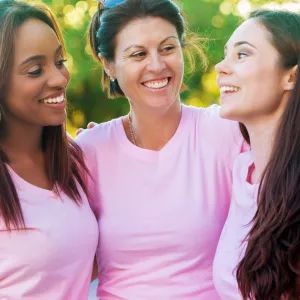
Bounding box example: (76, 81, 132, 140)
(236, 9, 300, 300)
(0, 0, 90, 231)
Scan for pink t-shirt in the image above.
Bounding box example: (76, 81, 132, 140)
(76, 104, 244, 300)
(213, 151, 258, 299)
(0, 165, 99, 300)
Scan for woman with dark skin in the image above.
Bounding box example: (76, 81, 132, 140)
(0, 1, 98, 299)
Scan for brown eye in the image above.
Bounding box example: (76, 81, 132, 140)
(131, 52, 146, 58)
(237, 52, 248, 59)
(56, 59, 67, 68)
(28, 68, 42, 76)
(162, 46, 175, 52)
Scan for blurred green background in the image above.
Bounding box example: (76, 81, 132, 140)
(39, 0, 299, 135)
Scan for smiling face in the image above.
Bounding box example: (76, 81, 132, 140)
(105, 17, 184, 110)
(2, 18, 70, 128)
(215, 18, 293, 124)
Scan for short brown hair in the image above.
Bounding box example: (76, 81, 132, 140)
(88, 0, 207, 98)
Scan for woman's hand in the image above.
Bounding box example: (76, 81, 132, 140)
(76, 122, 98, 136)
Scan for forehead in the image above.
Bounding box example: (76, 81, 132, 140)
(226, 18, 271, 49)
(115, 17, 179, 50)
(13, 18, 60, 62)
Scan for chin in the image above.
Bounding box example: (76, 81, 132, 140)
(219, 105, 232, 120)
(145, 98, 174, 109)
(44, 117, 66, 127)
(219, 105, 241, 121)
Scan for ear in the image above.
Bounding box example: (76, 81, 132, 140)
(284, 65, 297, 91)
(98, 54, 116, 80)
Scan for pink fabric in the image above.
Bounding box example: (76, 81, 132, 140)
(0, 166, 98, 300)
(76, 104, 244, 300)
(213, 151, 258, 299)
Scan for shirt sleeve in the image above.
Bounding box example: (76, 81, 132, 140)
(194, 104, 248, 173)
(75, 128, 101, 220)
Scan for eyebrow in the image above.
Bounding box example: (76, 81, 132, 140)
(224, 41, 257, 51)
(20, 45, 63, 66)
(123, 36, 179, 52)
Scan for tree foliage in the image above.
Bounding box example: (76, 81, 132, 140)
(39, 0, 297, 134)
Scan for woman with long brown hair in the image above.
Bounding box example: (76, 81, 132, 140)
(0, 1, 98, 299)
(214, 9, 300, 299)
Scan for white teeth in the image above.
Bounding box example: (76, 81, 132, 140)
(41, 94, 64, 104)
(220, 86, 240, 93)
(144, 78, 169, 89)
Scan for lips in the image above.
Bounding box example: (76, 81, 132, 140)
(39, 88, 66, 103)
(142, 77, 171, 89)
(40, 93, 65, 104)
(220, 85, 240, 94)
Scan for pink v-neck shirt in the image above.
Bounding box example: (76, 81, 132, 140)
(213, 151, 258, 299)
(76, 104, 245, 299)
(0, 166, 99, 299)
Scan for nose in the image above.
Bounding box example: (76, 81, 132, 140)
(47, 66, 69, 89)
(146, 53, 166, 73)
(215, 57, 232, 75)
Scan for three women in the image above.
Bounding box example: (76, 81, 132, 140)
(1, 0, 299, 299)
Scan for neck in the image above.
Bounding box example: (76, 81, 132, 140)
(245, 92, 290, 183)
(126, 100, 182, 150)
(0, 120, 44, 163)
(245, 114, 282, 183)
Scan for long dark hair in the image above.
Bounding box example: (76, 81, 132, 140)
(88, 0, 207, 98)
(236, 9, 300, 299)
(0, 0, 90, 231)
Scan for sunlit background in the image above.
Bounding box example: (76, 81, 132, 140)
(32, 0, 300, 137)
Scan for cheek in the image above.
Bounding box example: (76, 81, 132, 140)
(240, 69, 284, 114)
(115, 64, 140, 91)
(241, 62, 278, 88)
(176, 61, 184, 80)
(170, 52, 184, 72)
(2, 77, 47, 120)
(237, 64, 277, 106)
(117, 72, 134, 93)
(6, 77, 43, 106)
(174, 60, 184, 91)
(61, 67, 70, 83)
